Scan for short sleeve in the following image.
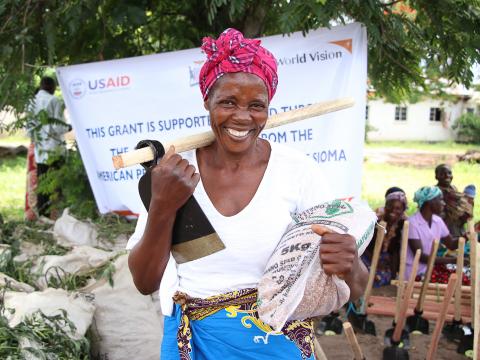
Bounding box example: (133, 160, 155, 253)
(126, 210, 148, 250)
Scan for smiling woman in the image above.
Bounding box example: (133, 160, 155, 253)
(126, 28, 368, 360)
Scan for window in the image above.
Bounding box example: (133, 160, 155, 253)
(395, 106, 407, 121)
(365, 105, 369, 120)
(429, 107, 442, 122)
(467, 108, 474, 114)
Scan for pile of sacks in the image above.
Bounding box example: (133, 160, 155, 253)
(1, 209, 164, 360)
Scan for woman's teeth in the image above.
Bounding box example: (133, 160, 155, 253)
(226, 128, 249, 137)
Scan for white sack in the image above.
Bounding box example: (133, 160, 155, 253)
(32, 246, 119, 289)
(83, 254, 164, 360)
(53, 208, 99, 247)
(3, 288, 95, 339)
(258, 198, 376, 331)
(0, 272, 35, 292)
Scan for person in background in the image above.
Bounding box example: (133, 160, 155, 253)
(27, 76, 69, 217)
(435, 164, 473, 239)
(405, 186, 458, 280)
(464, 184, 476, 207)
(362, 187, 408, 286)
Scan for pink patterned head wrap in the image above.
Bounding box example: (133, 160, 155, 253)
(199, 28, 278, 101)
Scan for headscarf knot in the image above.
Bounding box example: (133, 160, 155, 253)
(199, 28, 278, 101)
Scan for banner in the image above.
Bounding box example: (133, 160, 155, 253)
(57, 23, 367, 215)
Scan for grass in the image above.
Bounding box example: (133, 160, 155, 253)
(362, 161, 480, 221)
(0, 155, 26, 221)
(365, 140, 476, 154)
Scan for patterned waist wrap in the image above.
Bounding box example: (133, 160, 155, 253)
(172, 288, 315, 360)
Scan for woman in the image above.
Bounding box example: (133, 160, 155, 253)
(362, 187, 407, 287)
(405, 186, 458, 280)
(127, 29, 368, 360)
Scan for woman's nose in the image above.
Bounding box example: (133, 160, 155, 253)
(232, 107, 251, 121)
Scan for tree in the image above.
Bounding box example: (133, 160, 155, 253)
(1, 0, 479, 129)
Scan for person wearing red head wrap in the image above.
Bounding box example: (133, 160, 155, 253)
(199, 28, 278, 102)
(127, 28, 368, 360)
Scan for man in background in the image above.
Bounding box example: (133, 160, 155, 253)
(435, 164, 473, 239)
(27, 76, 69, 217)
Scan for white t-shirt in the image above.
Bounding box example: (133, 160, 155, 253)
(126, 142, 332, 315)
(28, 90, 67, 164)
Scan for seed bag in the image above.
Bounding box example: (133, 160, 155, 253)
(257, 198, 376, 331)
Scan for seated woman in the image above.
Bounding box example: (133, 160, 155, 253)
(405, 186, 458, 280)
(362, 187, 407, 287)
(127, 29, 368, 360)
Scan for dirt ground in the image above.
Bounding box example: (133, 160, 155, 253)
(316, 286, 471, 359)
(363, 148, 461, 167)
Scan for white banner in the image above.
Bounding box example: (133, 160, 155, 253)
(57, 23, 367, 215)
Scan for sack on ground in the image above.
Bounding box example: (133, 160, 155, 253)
(257, 198, 376, 331)
(82, 254, 164, 360)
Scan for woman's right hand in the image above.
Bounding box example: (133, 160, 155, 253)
(149, 146, 200, 213)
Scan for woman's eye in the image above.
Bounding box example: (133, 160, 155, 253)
(250, 103, 266, 110)
(220, 100, 235, 106)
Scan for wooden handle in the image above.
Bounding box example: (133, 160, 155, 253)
(111, 97, 355, 169)
(393, 248, 421, 342)
(391, 279, 471, 293)
(343, 322, 364, 360)
(362, 221, 386, 313)
(469, 220, 477, 327)
(416, 239, 440, 312)
(474, 239, 480, 360)
(426, 274, 458, 360)
(395, 220, 409, 323)
(454, 237, 466, 321)
(313, 336, 328, 360)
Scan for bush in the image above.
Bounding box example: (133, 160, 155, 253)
(36, 143, 98, 220)
(453, 113, 480, 144)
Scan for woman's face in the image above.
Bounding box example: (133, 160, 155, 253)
(204, 72, 268, 155)
(385, 199, 404, 221)
(429, 195, 445, 215)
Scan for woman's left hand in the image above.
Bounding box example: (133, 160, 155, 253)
(312, 224, 357, 277)
(312, 224, 369, 300)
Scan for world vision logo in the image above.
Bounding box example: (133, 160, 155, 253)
(189, 60, 205, 87)
(329, 38, 353, 54)
(276, 38, 353, 66)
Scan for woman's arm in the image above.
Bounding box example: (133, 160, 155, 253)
(441, 234, 458, 250)
(408, 238, 456, 266)
(128, 147, 200, 294)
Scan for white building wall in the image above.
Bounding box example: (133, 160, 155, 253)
(367, 98, 466, 141)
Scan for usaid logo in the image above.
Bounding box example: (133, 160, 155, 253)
(88, 75, 131, 90)
(69, 79, 86, 99)
(68, 75, 131, 99)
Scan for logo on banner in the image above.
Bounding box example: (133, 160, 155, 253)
(189, 60, 204, 86)
(276, 38, 353, 66)
(68, 75, 131, 99)
(329, 38, 352, 53)
(69, 79, 87, 99)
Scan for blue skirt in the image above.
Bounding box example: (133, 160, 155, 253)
(161, 304, 315, 360)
